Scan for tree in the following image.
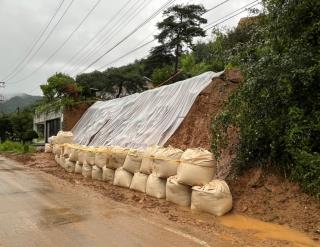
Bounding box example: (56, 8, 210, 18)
(40, 73, 81, 101)
(10, 109, 34, 143)
(156, 4, 207, 73)
(0, 114, 12, 142)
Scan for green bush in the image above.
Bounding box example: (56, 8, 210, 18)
(212, 0, 320, 197)
(0, 140, 36, 153)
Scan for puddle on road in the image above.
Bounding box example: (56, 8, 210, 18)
(39, 208, 86, 227)
(219, 214, 319, 247)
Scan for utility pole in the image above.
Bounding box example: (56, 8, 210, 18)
(0, 81, 5, 102)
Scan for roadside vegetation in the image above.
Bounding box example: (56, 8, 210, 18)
(0, 140, 36, 154)
(2, 1, 318, 196)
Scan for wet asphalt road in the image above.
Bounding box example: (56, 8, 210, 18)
(0, 156, 213, 247)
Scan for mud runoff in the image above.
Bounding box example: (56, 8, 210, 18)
(1, 153, 320, 247)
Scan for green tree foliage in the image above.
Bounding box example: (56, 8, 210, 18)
(0, 114, 12, 142)
(156, 4, 207, 72)
(40, 73, 81, 101)
(212, 0, 320, 196)
(10, 108, 35, 143)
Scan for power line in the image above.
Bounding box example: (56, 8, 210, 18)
(96, 1, 261, 72)
(10, 0, 102, 84)
(1, 0, 66, 82)
(205, 0, 230, 14)
(79, 0, 176, 74)
(59, 0, 134, 73)
(68, 0, 149, 75)
(7, 0, 75, 82)
(204, 0, 260, 29)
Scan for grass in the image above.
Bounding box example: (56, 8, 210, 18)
(0, 140, 36, 153)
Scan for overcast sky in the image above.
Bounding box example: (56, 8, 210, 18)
(0, 0, 259, 96)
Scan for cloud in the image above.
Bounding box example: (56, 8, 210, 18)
(0, 0, 258, 96)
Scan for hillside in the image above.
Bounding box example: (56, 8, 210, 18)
(0, 94, 42, 114)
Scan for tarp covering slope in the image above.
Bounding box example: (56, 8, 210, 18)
(72, 71, 223, 148)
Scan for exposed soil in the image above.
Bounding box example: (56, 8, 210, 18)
(2, 152, 320, 246)
(165, 75, 238, 179)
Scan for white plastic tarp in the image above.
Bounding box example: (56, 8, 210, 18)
(72, 71, 223, 148)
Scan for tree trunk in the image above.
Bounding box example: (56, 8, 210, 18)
(174, 44, 180, 73)
(116, 82, 123, 98)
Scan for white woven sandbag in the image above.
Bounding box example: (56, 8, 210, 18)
(75, 161, 82, 174)
(64, 158, 75, 173)
(54, 154, 60, 164)
(69, 146, 79, 162)
(95, 150, 109, 168)
(92, 165, 102, 181)
(82, 162, 92, 178)
(108, 147, 129, 169)
(113, 167, 133, 188)
(48, 136, 56, 145)
(146, 173, 166, 199)
(140, 146, 159, 175)
(177, 148, 216, 186)
(130, 172, 148, 193)
(52, 144, 62, 155)
(191, 180, 232, 216)
(85, 149, 95, 165)
(59, 156, 66, 168)
(63, 144, 72, 158)
(55, 131, 74, 144)
(153, 147, 183, 178)
(102, 166, 115, 182)
(44, 143, 52, 153)
(166, 176, 191, 206)
(78, 148, 86, 163)
(123, 149, 143, 174)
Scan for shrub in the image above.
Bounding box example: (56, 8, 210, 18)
(0, 140, 36, 153)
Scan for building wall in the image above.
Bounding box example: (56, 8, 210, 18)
(62, 102, 93, 131)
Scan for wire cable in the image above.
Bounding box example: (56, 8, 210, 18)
(2, 0, 66, 81)
(7, 0, 75, 82)
(10, 0, 102, 84)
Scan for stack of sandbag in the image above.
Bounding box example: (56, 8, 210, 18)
(55, 131, 74, 144)
(82, 161, 92, 178)
(130, 172, 148, 193)
(177, 148, 216, 186)
(64, 158, 75, 173)
(140, 146, 159, 175)
(44, 143, 52, 153)
(113, 167, 133, 188)
(146, 173, 166, 199)
(62, 143, 73, 158)
(94, 147, 110, 181)
(106, 147, 129, 184)
(108, 146, 129, 169)
(166, 176, 191, 206)
(75, 161, 83, 174)
(52, 144, 63, 156)
(152, 146, 183, 178)
(123, 149, 143, 174)
(191, 180, 232, 216)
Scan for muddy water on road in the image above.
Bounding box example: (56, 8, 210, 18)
(219, 214, 319, 247)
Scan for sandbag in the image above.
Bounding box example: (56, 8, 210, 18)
(191, 180, 232, 216)
(153, 147, 183, 178)
(123, 149, 143, 174)
(177, 148, 216, 186)
(64, 158, 75, 173)
(108, 147, 129, 169)
(82, 162, 92, 178)
(166, 176, 191, 206)
(54, 154, 60, 164)
(102, 166, 115, 182)
(113, 167, 133, 188)
(95, 149, 109, 168)
(85, 149, 95, 166)
(146, 173, 166, 199)
(78, 148, 87, 163)
(69, 146, 79, 162)
(59, 156, 66, 168)
(140, 146, 159, 175)
(130, 172, 148, 193)
(44, 144, 52, 153)
(75, 161, 83, 174)
(48, 136, 56, 145)
(92, 165, 102, 181)
(55, 131, 74, 144)
(63, 144, 72, 158)
(52, 144, 62, 155)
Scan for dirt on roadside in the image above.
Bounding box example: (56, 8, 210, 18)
(2, 152, 319, 247)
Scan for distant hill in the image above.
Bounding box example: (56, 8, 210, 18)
(0, 94, 42, 114)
